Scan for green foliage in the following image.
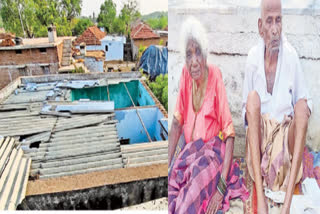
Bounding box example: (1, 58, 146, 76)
(97, 0, 116, 33)
(118, 0, 140, 36)
(149, 74, 168, 111)
(97, 0, 140, 36)
(61, 0, 82, 21)
(112, 17, 126, 35)
(141, 11, 167, 20)
(139, 45, 146, 56)
(73, 17, 93, 36)
(0, 0, 38, 37)
(0, 0, 82, 37)
(71, 65, 85, 73)
(162, 85, 168, 110)
(145, 15, 167, 30)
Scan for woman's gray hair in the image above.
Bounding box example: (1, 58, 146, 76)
(180, 16, 208, 60)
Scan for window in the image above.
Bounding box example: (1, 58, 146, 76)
(41, 66, 50, 74)
(18, 67, 27, 76)
(39, 48, 46, 53)
(105, 45, 108, 52)
(16, 50, 22, 54)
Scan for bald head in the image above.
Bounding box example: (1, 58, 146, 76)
(260, 0, 282, 19)
(258, 0, 282, 56)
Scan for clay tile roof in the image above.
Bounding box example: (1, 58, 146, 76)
(0, 33, 15, 40)
(131, 23, 160, 40)
(88, 26, 106, 40)
(74, 25, 106, 46)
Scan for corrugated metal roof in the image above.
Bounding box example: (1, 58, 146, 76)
(0, 136, 31, 210)
(121, 141, 168, 168)
(26, 118, 121, 179)
(0, 77, 168, 200)
(42, 101, 115, 114)
(0, 116, 57, 137)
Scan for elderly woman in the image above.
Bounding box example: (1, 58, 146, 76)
(168, 17, 248, 214)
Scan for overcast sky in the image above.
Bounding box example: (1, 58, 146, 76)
(81, 0, 168, 17)
(168, 0, 319, 9)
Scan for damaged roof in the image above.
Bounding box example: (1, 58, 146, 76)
(74, 26, 106, 46)
(0, 73, 168, 208)
(0, 73, 167, 182)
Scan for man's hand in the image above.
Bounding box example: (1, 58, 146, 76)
(205, 191, 223, 214)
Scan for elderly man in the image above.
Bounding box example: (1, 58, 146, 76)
(242, 0, 312, 213)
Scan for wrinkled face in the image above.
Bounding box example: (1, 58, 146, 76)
(185, 39, 206, 81)
(259, 0, 282, 55)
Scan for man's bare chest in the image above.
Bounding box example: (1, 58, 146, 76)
(265, 67, 276, 95)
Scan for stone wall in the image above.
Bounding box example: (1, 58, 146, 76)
(0, 63, 59, 89)
(168, 5, 320, 156)
(84, 57, 104, 72)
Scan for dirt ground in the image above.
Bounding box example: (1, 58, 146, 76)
(26, 163, 167, 196)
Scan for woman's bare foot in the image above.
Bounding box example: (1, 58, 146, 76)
(257, 192, 268, 214)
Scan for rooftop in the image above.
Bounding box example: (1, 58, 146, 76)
(85, 50, 105, 60)
(74, 26, 106, 46)
(0, 72, 168, 209)
(131, 23, 160, 40)
(101, 35, 126, 43)
(0, 37, 75, 51)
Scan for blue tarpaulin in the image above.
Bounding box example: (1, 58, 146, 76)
(139, 45, 168, 80)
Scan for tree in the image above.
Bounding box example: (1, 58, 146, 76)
(112, 17, 126, 35)
(92, 12, 96, 23)
(97, 0, 141, 36)
(0, 0, 38, 37)
(97, 0, 116, 34)
(118, 0, 141, 36)
(146, 15, 167, 30)
(73, 17, 93, 36)
(0, 0, 82, 37)
(61, 0, 82, 21)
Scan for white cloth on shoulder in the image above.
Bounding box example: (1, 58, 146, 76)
(242, 35, 312, 126)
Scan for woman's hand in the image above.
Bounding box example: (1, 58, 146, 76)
(205, 191, 224, 214)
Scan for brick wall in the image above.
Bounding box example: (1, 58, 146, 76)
(0, 47, 59, 66)
(160, 35, 168, 46)
(0, 63, 59, 90)
(0, 67, 19, 90)
(133, 38, 162, 49)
